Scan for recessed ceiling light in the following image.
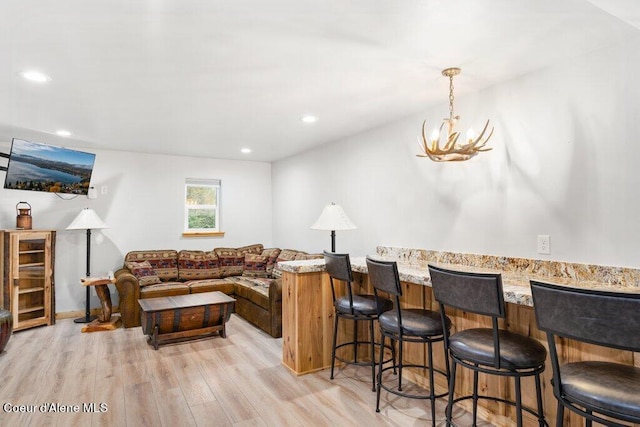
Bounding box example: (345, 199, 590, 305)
(20, 70, 51, 83)
(301, 115, 318, 124)
(241, 148, 252, 154)
(56, 130, 71, 137)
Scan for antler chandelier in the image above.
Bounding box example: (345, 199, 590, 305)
(417, 67, 493, 162)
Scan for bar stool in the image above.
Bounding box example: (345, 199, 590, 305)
(325, 251, 393, 391)
(366, 257, 450, 426)
(429, 264, 547, 427)
(531, 280, 640, 427)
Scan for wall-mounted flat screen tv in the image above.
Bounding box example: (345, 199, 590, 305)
(3, 138, 96, 195)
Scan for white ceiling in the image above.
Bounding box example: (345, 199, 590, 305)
(1, 0, 638, 162)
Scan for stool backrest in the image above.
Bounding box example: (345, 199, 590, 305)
(531, 280, 640, 352)
(366, 257, 403, 324)
(324, 250, 353, 283)
(366, 257, 402, 297)
(428, 264, 505, 318)
(324, 251, 355, 310)
(429, 264, 505, 368)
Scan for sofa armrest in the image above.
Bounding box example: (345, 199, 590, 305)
(269, 277, 282, 303)
(114, 268, 142, 328)
(269, 278, 283, 338)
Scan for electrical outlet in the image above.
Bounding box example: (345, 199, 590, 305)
(537, 235, 550, 255)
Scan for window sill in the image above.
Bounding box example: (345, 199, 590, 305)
(182, 231, 225, 238)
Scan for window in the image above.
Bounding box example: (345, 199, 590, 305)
(184, 179, 221, 235)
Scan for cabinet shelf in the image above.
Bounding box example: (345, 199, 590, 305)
(18, 262, 45, 268)
(18, 287, 45, 295)
(18, 305, 45, 314)
(19, 250, 45, 255)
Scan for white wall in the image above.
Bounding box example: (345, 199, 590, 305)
(272, 37, 640, 268)
(0, 148, 272, 312)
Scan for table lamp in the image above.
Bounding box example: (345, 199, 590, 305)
(310, 202, 357, 252)
(66, 208, 108, 323)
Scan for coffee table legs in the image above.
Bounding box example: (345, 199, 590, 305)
(147, 322, 230, 350)
(152, 324, 159, 350)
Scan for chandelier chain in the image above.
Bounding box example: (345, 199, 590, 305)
(449, 74, 455, 121)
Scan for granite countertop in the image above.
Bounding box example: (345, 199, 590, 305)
(277, 253, 640, 307)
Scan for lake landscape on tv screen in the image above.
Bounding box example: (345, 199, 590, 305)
(4, 139, 96, 195)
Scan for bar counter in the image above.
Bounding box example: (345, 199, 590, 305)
(279, 247, 640, 427)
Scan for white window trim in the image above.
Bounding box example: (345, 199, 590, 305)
(184, 178, 221, 234)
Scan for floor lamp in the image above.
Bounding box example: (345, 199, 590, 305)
(67, 208, 108, 324)
(310, 202, 357, 252)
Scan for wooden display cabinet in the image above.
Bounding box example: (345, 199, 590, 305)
(1, 230, 56, 331)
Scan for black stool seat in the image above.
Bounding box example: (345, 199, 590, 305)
(379, 309, 449, 337)
(335, 294, 392, 316)
(450, 328, 547, 370)
(561, 362, 640, 419)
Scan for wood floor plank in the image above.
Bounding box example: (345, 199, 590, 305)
(92, 355, 126, 427)
(123, 381, 162, 426)
(189, 400, 233, 427)
(198, 361, 260, 423)
(155, 387, 197, 427)
(169, 353, 217, 406)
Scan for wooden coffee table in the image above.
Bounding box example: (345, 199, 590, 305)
(138, 291, 235, 350)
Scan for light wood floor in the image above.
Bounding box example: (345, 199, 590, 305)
(0, 315, 493, 426)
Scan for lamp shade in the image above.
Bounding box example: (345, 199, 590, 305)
(66, 208, 108, 230)
(310, 203, 357, 231)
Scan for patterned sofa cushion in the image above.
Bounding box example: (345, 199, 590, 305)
(237, 243, 264, 255)
(295, 253, 324, 260)
(261, 248, 281, 275)
(231, 277, 271, 309)
(213, 248, 245, 278)
(188, 278, 235, 295)
(272, 249, 323, 277)
(125, 261, 162, 286)
(124, 250, 179, 281)
(242, 253, 269, 278)
(177, 250, 221, 280)
(276, 249, 299, 263)
(140, 282, 190, 298)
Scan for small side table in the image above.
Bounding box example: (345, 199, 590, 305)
(80, 276, 121, 333)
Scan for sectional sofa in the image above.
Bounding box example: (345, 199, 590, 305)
(114, 244, 321, 338)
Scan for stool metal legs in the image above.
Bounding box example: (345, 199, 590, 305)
(330, 313, 381, 392)
(445, 356, 547, 427)
(377, 334, 449, 427)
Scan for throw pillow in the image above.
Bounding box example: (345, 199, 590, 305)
(178, 250, 221, 280)
(261, 248, 281, 275)
(125, 261, 162, 287)
(242, 253, 269, 278)
(124, 250, 179, 281)
(213, 248, 244, 277)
